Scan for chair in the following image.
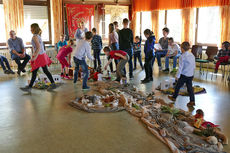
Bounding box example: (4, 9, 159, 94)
(211, 56, 230, 80)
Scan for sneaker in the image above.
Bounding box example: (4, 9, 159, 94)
(60, 74, 65, 78)
(8, 70, 15, 74)
(64, 76, 71, 80)
(141, 78, 150, 84)
(17, 70, 21, 76)
(170, 69, 177, 73)
(20, 86, 32, 92)
(22, 69, 26, 73)
(47, 83, 57, 91)
(187, 101, 195, 107)
(163, 68, 169, 72)
(4, 70, 10, 74)
(168, 95, 176, 101)
(82, 86, 90, 90)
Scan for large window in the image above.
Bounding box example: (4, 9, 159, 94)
(23, 5, 49, 42)
(158, 10, 166, 39)
(166, 9, 182, 43)
(135, 11, 152, 39)
(0, 4, 6, 43)
(197, 7, 221, 45)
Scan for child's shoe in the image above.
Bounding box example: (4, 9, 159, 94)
(170, 68, 177, 73)
(187, 101, 195, 107)
(4, 70, 10, 74)
(82, 86, 90, 90)
(163, 68, 169, 72)
(47, 83, 56, 91)
(20, 86, 32, 92)
(8, 70, 15, 74)
(60, 73, 64, 78)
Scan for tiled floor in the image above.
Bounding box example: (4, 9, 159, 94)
(0, 64, 229, 153)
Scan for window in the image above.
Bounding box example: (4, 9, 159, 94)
(166, 9, 182, 43)
(135, 12, 140, 36)
(23, 5, 49, 42)
(197, 7, 220, 45)
(135, 11, 152, 39)
(0, 4, 6, 43)
(158, 10, 166, 39)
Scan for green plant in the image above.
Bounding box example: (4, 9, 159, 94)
(161, 105, 180, 120)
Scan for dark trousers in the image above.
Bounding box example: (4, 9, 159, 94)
(93, 49, 101, 69)
(0, 56, 11, 71)
(144, 52, 154, 79)
(14, 54, 31, 71)
(107, 56, 118, 72)
(108, 43, 119, 72)
(123, 48, 133, 78)
(29, 66, 54, 87)
(134, 51, 143, 69)
(173, 75, 195, 102)
(73, 57, 89, 88)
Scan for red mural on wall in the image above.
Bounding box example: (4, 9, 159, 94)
(66, 4, 94, 38)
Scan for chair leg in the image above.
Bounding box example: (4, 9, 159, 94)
(206, 63, 209, 79)
(223, 65, 225, 78)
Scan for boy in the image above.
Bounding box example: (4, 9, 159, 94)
(57, 34, 67, 52)
(163, 37, 181, 73)
(119, 18, 134, 79)
(73, 31, 94, 90)
(0, 55, 15, 74)
(155, 27, 169, 70)
(104, 47, 129, 83)
(91, 28, 102, 69)
(133, 36, 144, 70)
(168, 42, 196, 107)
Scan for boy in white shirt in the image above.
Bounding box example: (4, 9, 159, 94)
(168, 42, 196, 107)
(73, 31, 94, 90)
(163, 37, 181, 73)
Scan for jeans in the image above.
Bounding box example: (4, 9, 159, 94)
(93, 49, 101, 69)
(116, 54, 129, 80)
(73, 57, 89, 88)
(155, 50, 167, 67)
(29, 66, 54, 87)
(134, 51, 143, 69)
(173, 75, 195, 102)
(165, 54, 181, 69)
(123, 48, 133, 78)
(0, 55, 11, 71)
(144, 52, 154, 79)
(14, 54, 31, 71)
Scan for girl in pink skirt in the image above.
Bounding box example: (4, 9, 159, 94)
(20, 23, 56, 92)
(56, 40, 74, 79)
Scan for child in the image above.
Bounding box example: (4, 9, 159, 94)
(214, 41, 230, 73)
(0, 55, 15, 74)
(89, 67, 103, 81)
(91, 28, 102, 69)
(56, 40, 74, 79)
(20, 23, 56, 92)
(155, 27, 170, 70)
(141, 29, 155, 84)
(168, 42, 195, 107)
(57, 34, 67, 52)
(103, 47, 129, 83)
(73, 31, 94, 90)
(163, 37, 181, 73)
(133, 36, 144, 70)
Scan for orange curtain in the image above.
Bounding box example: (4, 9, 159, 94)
(3, 0, 24, 40)
(220, 5, 230, 43)
(133, 0, 230, 11)
(130, 12, 137, 40)
(51, 0, 63, 44)
(151, 11, 159, 41)
(181, 8, 194, 45)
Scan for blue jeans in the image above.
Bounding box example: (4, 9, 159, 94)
(73, 57, 89, 88)
(0, 55, 11, 71)
(123, 48, 133, 78)
(165, 54, 181, 69)
(155, 50, 168, 67)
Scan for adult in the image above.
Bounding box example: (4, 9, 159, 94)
(119, 18, 134, 79)
(0, 55, 15, 74)
(113, 21, 120, 34)
(155, 27, 169, 71)
(57, 34, 67, 52)
(74, 22, 88, 43)
(7, 30, 31, 75)
(163, 37, 181, 73)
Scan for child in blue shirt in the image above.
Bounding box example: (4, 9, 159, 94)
(91, 28, 102, 69)
(133, 36, 144, 70)
(141, 29, 155, 84)
(168, 42, 196, 107)
(57, 34, 67, 52)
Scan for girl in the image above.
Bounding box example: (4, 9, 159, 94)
(108, 23, 119, 72)
(104, 47, 129, 83)
(56, 40, 74, 79)
(20, 23, 56, 92)
(141, 29, 155, 84)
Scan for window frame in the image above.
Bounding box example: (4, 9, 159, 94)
(0, 0, 6, 46)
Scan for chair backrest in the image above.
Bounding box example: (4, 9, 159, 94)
(191, 45, 202, 58)
(206, 46, 218, 61)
